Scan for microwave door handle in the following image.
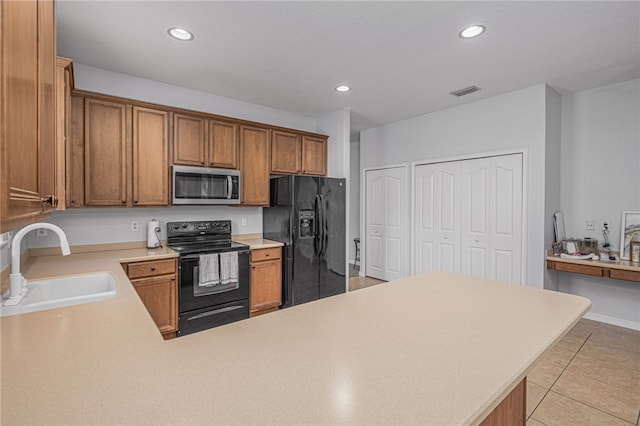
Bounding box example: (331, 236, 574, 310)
(227, 176, 233, 199)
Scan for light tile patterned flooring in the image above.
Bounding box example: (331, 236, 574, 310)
(348, 277, 640, 425)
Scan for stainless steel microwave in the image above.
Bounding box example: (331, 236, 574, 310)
(172, 165, 240, 205)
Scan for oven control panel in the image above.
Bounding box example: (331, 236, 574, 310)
(167, 220, 231, 236)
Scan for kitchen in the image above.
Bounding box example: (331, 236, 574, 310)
(2, 1, 639, 425)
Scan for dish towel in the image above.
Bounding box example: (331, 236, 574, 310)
(220, 251, 239, 285)
(199, 253, 220, 286)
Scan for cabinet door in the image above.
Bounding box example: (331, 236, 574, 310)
(37, 0, 56, 211)
(209, 119, 238, 169)
(173, 113, 206, 166)
(271, 130, 301, 174)
(1, 0, 42, 223)
(55, 58, 73, 210)
(301, 136, 327, 176)
(132, 274, 177, 334)
(250, 259, 282, 312)
(240, 125, 270, 206)
(84, 98, 130, 206)
(67, 95, 85, 207)
(132, 106, 169, 206)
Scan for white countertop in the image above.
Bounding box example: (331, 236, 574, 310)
(1, 251, 590, 425)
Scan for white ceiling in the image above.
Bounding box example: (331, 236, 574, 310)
(56, 1, 640, 139)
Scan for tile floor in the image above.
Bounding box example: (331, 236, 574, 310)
(527, 318, 640, 426)
(348, 276, 640, 425)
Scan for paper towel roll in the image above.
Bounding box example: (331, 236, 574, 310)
(147, 219, 161, 249)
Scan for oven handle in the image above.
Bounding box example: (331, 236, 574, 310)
(187, 305, 244, 320)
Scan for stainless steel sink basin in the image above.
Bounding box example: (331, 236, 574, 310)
(0, 272, 117, 317)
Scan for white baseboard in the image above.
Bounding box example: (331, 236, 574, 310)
(583, 312, 640, 331)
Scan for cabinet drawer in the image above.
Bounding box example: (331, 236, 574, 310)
(554, 262, 603, 277)
(250, 247, 281, 262)
(127, 259, 176, 279)
(609, 269, 640, 282)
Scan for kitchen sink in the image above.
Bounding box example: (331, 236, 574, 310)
(0, 272, 117, 317)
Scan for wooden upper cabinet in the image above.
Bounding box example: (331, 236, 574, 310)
(271, 131, 301, 174)
(1, 0, 43, 227)
(132, 106, 169, 206)
(84, 98, 130, 206)
(240, 125, 270, 206)
(55, 57, 73, 211)
(301, 136, 327, 176)
(38, 0, 56, 212)
(173, 113, 206, 166)
(209, 119, 238, 169)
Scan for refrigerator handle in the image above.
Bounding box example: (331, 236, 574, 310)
(321, 194, 328, 258)
(314, 194, 321, 257)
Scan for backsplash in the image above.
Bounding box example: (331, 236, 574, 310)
(26, 206, 262, 249)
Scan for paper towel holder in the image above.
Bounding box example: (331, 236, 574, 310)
(147, 219, 162, 249)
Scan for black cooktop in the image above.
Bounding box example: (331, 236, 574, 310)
(166, 220, 248, 254)
(168, 241, 248, 254)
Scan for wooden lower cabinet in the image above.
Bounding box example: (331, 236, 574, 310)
(123, 258, 178, 339)
(249, 247, 282, 317)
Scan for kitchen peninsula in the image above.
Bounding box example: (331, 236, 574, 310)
(1, 251, 590, 425)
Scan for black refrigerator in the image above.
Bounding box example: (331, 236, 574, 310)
(263, 175, 346, 307)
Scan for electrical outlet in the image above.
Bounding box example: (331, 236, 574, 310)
(131, 220, 139, 232)
(586, 220, 595, 231)
(241, 217, 247, 227)
(36, 229, 47, 237)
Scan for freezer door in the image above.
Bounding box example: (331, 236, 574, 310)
(292, 176, 320, 305)
(263, 176, 294, 244)
(318, 178, 347, 299)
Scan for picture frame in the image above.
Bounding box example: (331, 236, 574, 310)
(620, 211, 640, 260)
(630, 241, 640, 263)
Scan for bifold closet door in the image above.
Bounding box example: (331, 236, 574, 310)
(365, 167, 405, 281)
(414, 161, 462, 274)
(460, 155, 522, 284)
(414, 154, 523, 284)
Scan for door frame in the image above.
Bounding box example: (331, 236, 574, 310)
(361, 163, 410, 279)
(410, 148, 529, 284)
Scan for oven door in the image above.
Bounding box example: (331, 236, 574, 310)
(178, 300, 249, 336)
(178, 250, 249, 314)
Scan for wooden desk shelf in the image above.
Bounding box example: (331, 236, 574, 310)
(547, 255, 640, 283)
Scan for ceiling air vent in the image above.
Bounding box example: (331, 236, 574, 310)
(450, 85, 481, 97)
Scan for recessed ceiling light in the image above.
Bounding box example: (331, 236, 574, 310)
(335, 85, 351, 92)
(168, 27, 194, 41)
(459, 25, 486, 39)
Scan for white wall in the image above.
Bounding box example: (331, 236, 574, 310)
(27, 207, 262, 249)
(349, 141, 360, 263)
(543, 86, 563, 291)
(316, 108, 351, 179)
(74, 64, 317, 132)
(558, 78, 640, 329)
(361, 85, 549, 288)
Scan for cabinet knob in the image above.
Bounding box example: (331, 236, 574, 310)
(150, 267, 156, 271)
(134, 200, 138, 204)
(252, 266, 256, 269)
(121, 200, 126, 204)
(200, 160, 205, 164)
(265, 253, 269, 257)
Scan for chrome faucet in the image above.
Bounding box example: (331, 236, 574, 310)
(4, 223, 71, 306)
